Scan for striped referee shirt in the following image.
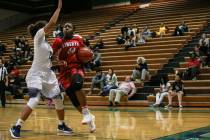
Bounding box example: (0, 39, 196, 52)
(0, 66, 8, 81)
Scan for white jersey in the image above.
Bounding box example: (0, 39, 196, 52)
(31, 28, 52, 71)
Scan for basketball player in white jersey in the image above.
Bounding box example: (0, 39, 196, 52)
(9, 0, 72, 139)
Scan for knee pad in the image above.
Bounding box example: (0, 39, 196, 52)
(27, 94, 40, 109)
(66, 87, 80, 107)
(71, 74, 83, 91)
(28, 88, 41, 98)
(53, 98, 64, 110)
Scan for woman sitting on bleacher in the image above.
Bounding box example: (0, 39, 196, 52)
(156, 23, 169, 38)
(173, 21, 189, 36)
(108, 76, 136, 106)
(131, 57, 149, 83)
(185, 52, 201, 80)
(199, 33, 209, 67)
(100, 68, 118, 96)
(165, 73, 184, 108)
(152, 75, 171, 107)
(136, 28, 146, 45)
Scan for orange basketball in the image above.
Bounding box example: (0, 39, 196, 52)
(77, 47, 94, 63)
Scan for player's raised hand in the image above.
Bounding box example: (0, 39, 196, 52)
(58, 0, 62, 9)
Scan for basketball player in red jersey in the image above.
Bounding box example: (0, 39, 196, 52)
(52, 23, 96, 133)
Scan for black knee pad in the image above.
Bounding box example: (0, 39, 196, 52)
(28, 88, 41, 98)
(71, 74, 84, 91)
(66, 87, 80, 107)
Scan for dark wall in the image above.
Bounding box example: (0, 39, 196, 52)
(62, 0, 92, 13)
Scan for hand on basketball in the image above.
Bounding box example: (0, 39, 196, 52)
(58, 0, 62, 9)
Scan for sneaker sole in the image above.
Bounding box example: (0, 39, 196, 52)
(9, 129, 20, 139)
(57, 129, 73, 134)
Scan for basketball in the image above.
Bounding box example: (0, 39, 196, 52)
(77, 47, 94, 63)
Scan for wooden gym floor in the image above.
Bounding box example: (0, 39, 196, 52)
(0, 105, 210, 140)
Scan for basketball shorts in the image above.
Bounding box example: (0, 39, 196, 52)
(26, 69, 60, 99)
(59, 68, 84, 90)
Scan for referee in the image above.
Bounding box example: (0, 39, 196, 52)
(0, 58, 8, 108)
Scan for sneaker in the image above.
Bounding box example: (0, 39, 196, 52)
(151, 104, 159, 107)
(88, 114, 96, 133)
(9, 125, 21, 139)
(109, 101, 113, 107)
(82, 113, 92, 125)
(114, 102, 120, 106)
(164, 104, 172, 109)
(179, 105, 183, 108)
(57, 123, 73, 134)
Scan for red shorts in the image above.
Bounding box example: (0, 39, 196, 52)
(59, 68, 84, 89)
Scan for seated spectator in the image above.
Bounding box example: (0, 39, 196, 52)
(142, 26, 156, 39)
(124, 36, 132, 51)
(194, 45, 207, 67)
(121, 24, 128, 39)
(0, 41, 6, 56)
(23, 40, 31, 58)
(101, 68, 118, 96)
(109, 76, 136, 106)
(53, 24, 63, 38)
(91, 48, 102, 69)
(199, 33, 209, 56)
(94, 38, 104, 49)
(152, 75, 171, 107)
(14, 36, 21, 48)
(156, 23, 169, 37)
(183, 52, 200, 80)
(89, 69, 106, 95)
(7, 66, 22, 98)
(173, 21, 189, 36)
(131, 57, 149, 83)
(136, 28, 146, 45)
(165, 74, 184, 108)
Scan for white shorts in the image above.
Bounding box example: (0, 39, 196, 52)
(26, 69, 60, 99)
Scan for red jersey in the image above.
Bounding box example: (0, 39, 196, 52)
(52, 35, 85, 89)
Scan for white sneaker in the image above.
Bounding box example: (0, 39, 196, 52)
(88, 114, 96, 133)
(82, 113, 92, 124)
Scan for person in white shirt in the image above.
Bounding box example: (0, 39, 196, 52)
(152, 75, 171, 107)
(109, 76, 136, 106)
(10, 0, 72, 139)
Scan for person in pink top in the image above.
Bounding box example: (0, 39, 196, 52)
(109, 76, 136, 106)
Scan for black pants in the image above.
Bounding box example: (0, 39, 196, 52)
(0, 81, 6, 107)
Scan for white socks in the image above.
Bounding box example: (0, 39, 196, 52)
(16, 119, 24, 126)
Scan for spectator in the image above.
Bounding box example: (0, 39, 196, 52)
(183, 52, 200, 80)
(156, 23, 169, 37)
(109, 76, 136, 106)
(0, 41, 6, 56)
(173, 21, 189, 36)
(131, 57, 149, 83)
(23, 40, 31, 58)
(0, 58, 9, 108)
(7, 66, 22, 98)
(194, 45, 206, 67)
(152, 75, 171, 107)
(94, 37, 104, 49)
(91, 48, 102, 69)
(136, 28, 146, 45)
(199, 33, 209, 56)
(121, 24, 128, 39)
(14, 36, 21, 48)
(165, 74, 184, 108)
(124, 36, 132, 50)
(88, 69, 106, 95)
(101, 68, 118, 96)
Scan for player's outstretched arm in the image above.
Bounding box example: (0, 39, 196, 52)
(44, 0, 62, 34)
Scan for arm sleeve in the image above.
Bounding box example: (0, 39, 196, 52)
(52, 38, 62, 55)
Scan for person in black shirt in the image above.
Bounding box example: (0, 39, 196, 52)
(165, 74, 184, 108)
(121, 24, 128, 39)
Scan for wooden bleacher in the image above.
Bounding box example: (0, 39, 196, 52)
(1, 0, 210, 106)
